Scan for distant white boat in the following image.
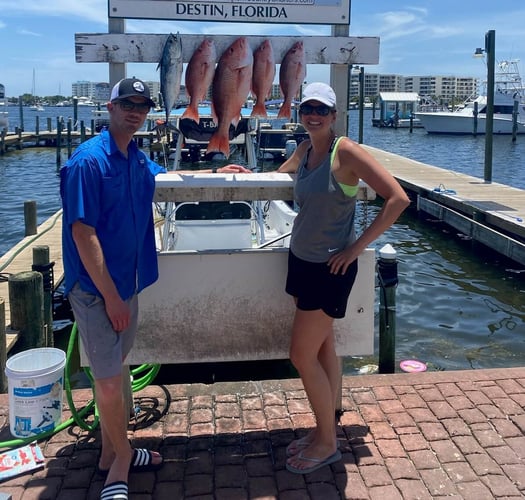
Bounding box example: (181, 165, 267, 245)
(416, 60, 525, 135)
(29, 68, 45, 112)
(76, 97, 96, 107)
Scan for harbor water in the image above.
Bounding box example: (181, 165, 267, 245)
(0, 106, 524, 378)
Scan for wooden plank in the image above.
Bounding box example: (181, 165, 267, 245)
(0, 211, 64, 329)
(6, 331, 19, 351)
(75, 33, 380, 65)
(418, 197, 525, 265)
(362, 145, 525, 242)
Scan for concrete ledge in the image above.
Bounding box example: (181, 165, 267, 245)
(154, 173, 376, 202)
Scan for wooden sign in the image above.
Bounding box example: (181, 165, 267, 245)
(75, 33, 379, 65)
(108, 0, 351, 25)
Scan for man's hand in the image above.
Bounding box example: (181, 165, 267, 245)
(218, 164, 252, 173)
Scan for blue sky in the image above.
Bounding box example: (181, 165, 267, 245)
(0, 0, 524, 97)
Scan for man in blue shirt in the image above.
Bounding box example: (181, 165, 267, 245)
(61, 78, 164, 500)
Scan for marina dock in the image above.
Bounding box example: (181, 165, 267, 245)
(0, 128, 158, 156)
(0, 211, 63, 351)
(364, 145, 525, 263)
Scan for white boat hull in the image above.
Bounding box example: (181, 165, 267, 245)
(416, 111, 525, 135)
(132, 246, 375, 364)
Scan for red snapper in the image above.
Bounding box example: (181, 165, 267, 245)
(207, 37, 253, 158)
(181, 39, 217, 123)
(277, 41, 306, 119)
(251, 40, 275, 118)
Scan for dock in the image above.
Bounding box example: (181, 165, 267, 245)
(364, 145, 525, 263)
(0, 128, 159, 155)
(0, 211, 64, 351)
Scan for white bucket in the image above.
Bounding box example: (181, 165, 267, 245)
(5, 348, 66, 438)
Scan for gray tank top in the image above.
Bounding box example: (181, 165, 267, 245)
(290, 140, 357, 263)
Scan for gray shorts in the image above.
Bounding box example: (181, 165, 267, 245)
(68, 283, 138, 380)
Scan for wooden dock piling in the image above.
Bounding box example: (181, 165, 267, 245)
(378, 246, 398, 374)
(32, 246, 54, 347)
(0, 299, 7, 392)
(8, 271, 45, 351)
(24, 200, 37, 236)
(56, 117, 62, 167)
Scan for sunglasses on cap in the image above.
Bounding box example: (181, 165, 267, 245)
(299, 103, 334, 116)
(115, 99, 151, 113)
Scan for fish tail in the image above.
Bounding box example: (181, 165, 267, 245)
(277, 101, 291, 119)
(181, 104, 200, 123)
(206, 131, 231, 158)
(251, 102, 268, 117)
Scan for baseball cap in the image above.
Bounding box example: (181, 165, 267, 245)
(300, 82, 337, 108)
(110, 78, 155, 107)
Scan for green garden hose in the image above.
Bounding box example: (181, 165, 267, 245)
(0, 321, 161, 449)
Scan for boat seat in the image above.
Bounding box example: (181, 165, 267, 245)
(176, 201, 251, 220)
(175, 203, 212, 221)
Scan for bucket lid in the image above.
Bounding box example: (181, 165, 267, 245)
(5, 348, 66, 378)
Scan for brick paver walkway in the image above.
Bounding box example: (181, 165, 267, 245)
(0, 367, 524, 499)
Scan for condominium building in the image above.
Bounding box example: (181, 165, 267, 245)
(349, 72, 479, 100)
(71, 80, 161, 104)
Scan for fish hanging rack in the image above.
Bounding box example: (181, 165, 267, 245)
(75, 33, 379, 66)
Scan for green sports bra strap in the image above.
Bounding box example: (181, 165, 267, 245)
(330, 136, 345, 166)
(331, 136, 359, 198)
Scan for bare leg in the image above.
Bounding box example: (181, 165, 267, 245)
(287, 308, 339, 469)
(318, 332, 341, 414)
(287, 327, 340, 455)
(98, 366, 133, 471)
(95, 374, 133, 485)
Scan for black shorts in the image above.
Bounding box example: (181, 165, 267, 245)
(285, 250, 358, 319)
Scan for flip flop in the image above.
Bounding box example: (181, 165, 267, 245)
(96, 448, 163, 476)
(129, 448, 163, 472)
(286, 436, 312, 457)
(100, 481, 128, 500)
(286, 449, 342, 475)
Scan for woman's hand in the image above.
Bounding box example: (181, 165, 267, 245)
(217, 164, 252, 173)
(327, 245, 360, 275)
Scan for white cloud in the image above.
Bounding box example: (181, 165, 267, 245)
(16, 29, 42, 37)
(1, 0, 108, 24)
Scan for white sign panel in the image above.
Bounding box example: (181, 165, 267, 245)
(108, 0, 350, 25)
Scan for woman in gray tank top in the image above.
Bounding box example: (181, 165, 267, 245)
(277, 82, 410, 474)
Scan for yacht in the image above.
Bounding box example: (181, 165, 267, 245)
(76, 97, 96, 107)
(416, 60, 525, 135)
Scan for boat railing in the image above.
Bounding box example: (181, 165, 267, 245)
(160, 199, 260, 251)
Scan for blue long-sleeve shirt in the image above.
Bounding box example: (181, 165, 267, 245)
(60, 129, 165, 299)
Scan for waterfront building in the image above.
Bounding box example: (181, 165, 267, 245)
(71, 80, 161, 104)
(349, 71, 479, 102)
